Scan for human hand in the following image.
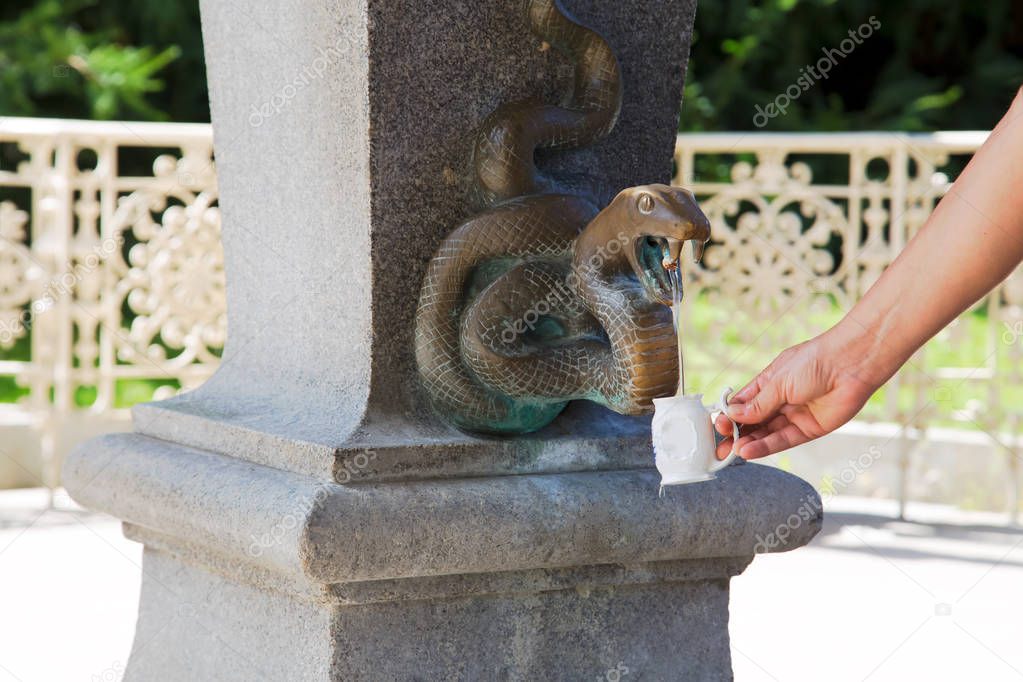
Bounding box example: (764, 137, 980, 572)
(717, 90, 1023, 459)
(714, 325, 890, 460)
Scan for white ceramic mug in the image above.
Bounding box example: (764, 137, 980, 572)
(651, 387, 741, 485)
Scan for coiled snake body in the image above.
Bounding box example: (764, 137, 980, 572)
(415, 0, 710, 434)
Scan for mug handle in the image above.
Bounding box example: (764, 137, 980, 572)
(708, 386, 740, 474)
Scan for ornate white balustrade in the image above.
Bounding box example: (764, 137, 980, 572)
(0, 117, 222, 488)
(675, 131, 1023, 518)
(675, 131, 1016, 422)
(0, 118, 1017, 510)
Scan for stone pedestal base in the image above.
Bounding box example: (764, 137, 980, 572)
(128, 547, 747, 681)
(60, 1, 826, 678)
(65, 433, 820, 681)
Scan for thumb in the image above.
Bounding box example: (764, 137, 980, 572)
(729, 376, 785, 424)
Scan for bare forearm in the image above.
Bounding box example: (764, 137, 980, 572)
(834, 90, 1023, 385)
(720, 89, 1023, 460)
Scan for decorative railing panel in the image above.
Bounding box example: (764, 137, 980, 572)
(0, 118, 222, 487)
(675, 131, 1022, 518)
(1, 118, 1016, 506)
(673, 132, 1018, 428)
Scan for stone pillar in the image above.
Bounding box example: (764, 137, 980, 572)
(65, 1, 821, 679)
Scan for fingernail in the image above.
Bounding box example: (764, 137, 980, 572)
(727, 404, 746, 417)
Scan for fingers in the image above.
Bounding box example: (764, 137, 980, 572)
(714, 417, 771, 459)
(719, 414, 795, 460)
(739, 423, 811, 460)
(728, 375, 785, 425)
(726, 414, 783, 456)
(714, 413, 736, 436)
(716, 430, 761, 459)
(731, 373, 765, 404)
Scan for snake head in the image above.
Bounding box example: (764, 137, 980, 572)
(618, 184, 711, 305)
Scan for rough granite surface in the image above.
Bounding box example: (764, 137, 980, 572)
(65, 430, 819, 680)
(65, 433, 822, 584)
(133, 0, 699, 473)
(61, 1, 826, 679)
(129, 547, 737, 681)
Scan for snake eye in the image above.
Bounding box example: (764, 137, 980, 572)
(637, 193, 655, 214)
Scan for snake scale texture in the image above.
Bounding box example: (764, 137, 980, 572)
(415, 0, 711, 434)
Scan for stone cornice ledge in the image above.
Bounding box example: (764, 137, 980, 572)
(64, 433, 821, 586)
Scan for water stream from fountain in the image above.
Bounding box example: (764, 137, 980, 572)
(667, 266, 685, 397)
(659, 263, 686, 497)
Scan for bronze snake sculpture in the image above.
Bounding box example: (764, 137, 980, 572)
(414, 0, 711, 434)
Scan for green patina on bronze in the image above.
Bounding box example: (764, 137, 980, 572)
(414, 0, 711, 435)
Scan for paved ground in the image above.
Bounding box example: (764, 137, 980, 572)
(731, 497, 1023, 681)
(0, 489, 139, 682)
(0, 489, 1021, 681)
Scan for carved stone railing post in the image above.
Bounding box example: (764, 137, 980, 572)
(64, 1, 820, 679)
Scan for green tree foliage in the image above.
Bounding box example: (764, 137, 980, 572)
(0, 0, 206, 121)
(683, 0, 1023, 132)
(0, 0, 1020, 130)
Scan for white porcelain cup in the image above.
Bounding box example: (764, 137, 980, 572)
(651, 387, 741, 485)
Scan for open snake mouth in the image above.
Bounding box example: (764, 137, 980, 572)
(634, 235, 706, 304)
